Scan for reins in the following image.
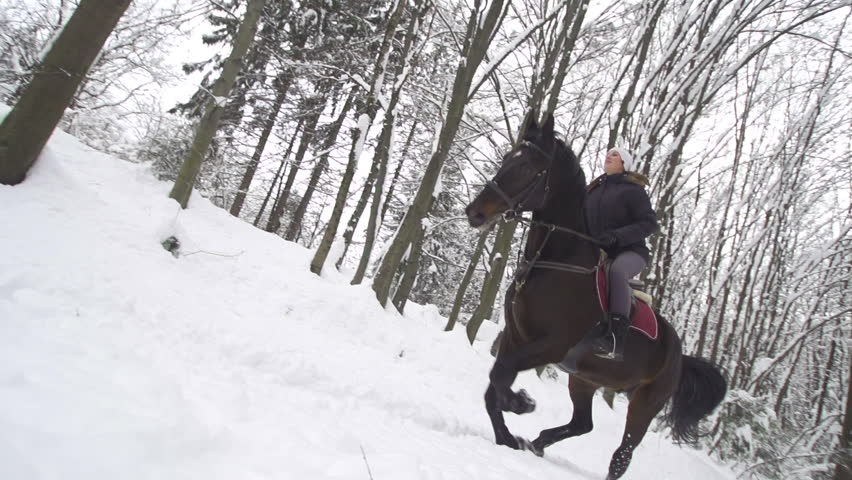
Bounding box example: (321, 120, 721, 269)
(483, 137, 602, 293)
(507, 213, 598, 292)
(508, 213, 600, 246)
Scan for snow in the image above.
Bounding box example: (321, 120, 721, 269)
(469, 0, 571, 99)
(212, 95, 229, 108)
(0, 121, 737, 479)
(735, 424, 753, 447)
(351, 113, 372, 169)
(300, 8, 319, 27)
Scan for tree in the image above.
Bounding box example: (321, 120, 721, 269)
(309, 0, 411, 274)
(0, 0, 131, 185)
(336, 2, 432, 269)
(168, 0, 266, 208)
(370, 0, 510, 305)
(836, 356, 852, 480)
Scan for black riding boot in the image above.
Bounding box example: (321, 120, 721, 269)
(582, 313, 630, 361)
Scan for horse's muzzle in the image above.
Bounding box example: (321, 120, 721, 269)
(465, 203, 487, 228)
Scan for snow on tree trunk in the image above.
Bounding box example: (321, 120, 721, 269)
(352, 121, 418, 285)
(371, 0, 508, 306)
(337, 6, 427, 269)
(310, 0, 409, 275)
(168, 0, 265, 208)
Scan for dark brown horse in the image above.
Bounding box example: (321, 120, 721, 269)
(465, 112, 726, 479)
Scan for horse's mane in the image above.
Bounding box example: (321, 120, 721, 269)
(552, 136, 587, 193)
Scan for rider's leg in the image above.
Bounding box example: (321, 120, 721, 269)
(609, 251, 646, 317)
(586, 251, 646, 360)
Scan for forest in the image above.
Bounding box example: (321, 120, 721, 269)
(1, 0, 850, 478)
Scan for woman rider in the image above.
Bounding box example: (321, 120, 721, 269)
(580, 148, 658, 361)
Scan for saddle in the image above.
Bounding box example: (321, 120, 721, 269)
(595, 261, 659, 340)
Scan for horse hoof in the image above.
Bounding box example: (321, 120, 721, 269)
(497, 435, 521, 450)
(516, 437, 544, 456)
(531, 437, 548, 454)
(516, 389, 536, 414)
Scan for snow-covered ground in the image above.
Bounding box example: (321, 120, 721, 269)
(0, 124, 736, 479)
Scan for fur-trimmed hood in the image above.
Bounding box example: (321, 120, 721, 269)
(587, 172, 650, 192)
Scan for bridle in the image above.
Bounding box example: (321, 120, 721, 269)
(482, 138, 602, 293)
(485, 138, 600, 246)
(485, 140, 555, 215)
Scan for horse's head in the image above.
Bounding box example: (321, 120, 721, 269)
(465, 112, 559, 229)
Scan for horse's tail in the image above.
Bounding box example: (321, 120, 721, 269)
(666, 355, 727, 444)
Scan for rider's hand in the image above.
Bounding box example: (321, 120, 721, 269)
(596, 231, 618, 248)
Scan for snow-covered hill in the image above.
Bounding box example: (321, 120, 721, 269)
(0, 125, 736, 479)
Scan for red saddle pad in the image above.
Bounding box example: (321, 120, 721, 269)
(595, 268, 659, 340)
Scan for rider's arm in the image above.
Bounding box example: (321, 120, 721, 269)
(612, 188, 658, 246)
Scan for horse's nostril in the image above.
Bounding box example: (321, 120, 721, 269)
(468, 211, 486, 227)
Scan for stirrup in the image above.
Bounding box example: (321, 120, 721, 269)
(592, 331, 624, 362)
(593, 332, 621, 360)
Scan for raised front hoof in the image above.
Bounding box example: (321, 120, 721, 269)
(499, 388, 536, 414)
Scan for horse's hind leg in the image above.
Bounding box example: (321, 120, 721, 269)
(606, 382, 670, 480)
(531, 376, 598, 455)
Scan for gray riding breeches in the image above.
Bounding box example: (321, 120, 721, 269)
(609, 251, 646, 318)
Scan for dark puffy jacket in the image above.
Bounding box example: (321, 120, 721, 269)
(584, 172, 658, 261)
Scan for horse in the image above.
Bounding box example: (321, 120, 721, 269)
(464, 112, 727, 479)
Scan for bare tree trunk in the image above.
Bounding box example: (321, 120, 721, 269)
(169, 0, 265, 208)
(285, 90, 356, 241)
(336, 7, 427, 268)
(265, 106, 322, 233)
(445, 228, 489, 331)
(816, 338, 838, 426)
(605, 0, 666, 149)
(392, 222, 427, 313)
(310, 0, 410, 274)
(464, 2, 582, 341)
(230, 74, 292, 217)
(0, 0, 131, 185)
(467, 219, 515, 343)
(543, 0, 589, 116)
(253, 117, 303, 227)
(372, 0, 508, 305)
(835, 355, 852, 480)
(381, 125, 414, 225)
(351, 121, 418, 285)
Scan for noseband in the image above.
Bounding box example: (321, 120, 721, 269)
(485, 140, 556, 215)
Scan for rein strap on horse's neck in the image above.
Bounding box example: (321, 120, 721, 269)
(511, 215, 600, 245)
(533, 261, 596, 275)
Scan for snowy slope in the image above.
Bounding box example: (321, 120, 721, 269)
(0, 124, 736, 480)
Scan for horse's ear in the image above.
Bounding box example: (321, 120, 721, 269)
(523, 110, 539, 134)
(542, 113, 555, 138)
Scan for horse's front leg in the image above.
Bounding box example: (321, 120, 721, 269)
(489, 355, 537, 415)
(484, 338, 564, 453)
(484, 375, 537, 452)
